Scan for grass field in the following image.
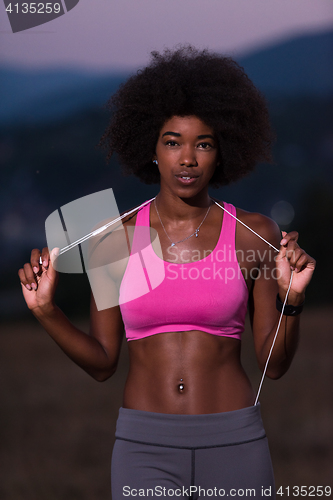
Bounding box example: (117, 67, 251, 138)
(0, 308, 332, 499)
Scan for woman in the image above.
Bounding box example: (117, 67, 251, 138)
(19, 47, 315, 499)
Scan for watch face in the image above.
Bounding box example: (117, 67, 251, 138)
(276, 294, 304, 316)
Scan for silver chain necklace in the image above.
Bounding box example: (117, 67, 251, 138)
(154, 198, 212, 247)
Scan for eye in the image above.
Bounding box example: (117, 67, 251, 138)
(165, 140, 179, 147)
(198, 142, 214, 149)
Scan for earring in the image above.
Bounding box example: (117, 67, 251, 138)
(153, 159, 158, 165)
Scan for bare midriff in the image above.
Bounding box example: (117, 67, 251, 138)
(123, 330, 255, 414)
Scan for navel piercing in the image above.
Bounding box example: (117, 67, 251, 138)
(178, 378, 184, 392)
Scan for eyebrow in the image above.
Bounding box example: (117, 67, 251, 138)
(162, 131, 181, 137)
(162, 131, 216, 140)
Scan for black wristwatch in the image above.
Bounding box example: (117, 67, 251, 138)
(276, 294, 304, 316)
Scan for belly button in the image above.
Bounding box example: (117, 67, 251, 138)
(178, 378, 184, 393)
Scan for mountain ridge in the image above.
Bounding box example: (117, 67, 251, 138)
(1, 28, 332, 125)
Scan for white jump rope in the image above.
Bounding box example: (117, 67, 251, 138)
(48, 195, 294, 405)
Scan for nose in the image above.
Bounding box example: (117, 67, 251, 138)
(180, 146, 198, 167)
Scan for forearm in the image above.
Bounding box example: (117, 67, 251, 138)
(32, 304, 115, 381)
(261, 289, 305, 379)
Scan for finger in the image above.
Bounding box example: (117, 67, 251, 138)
(48, 248, 60, 278)
(276, 244, 286, 262)
(277, 239, 299, 267)
(277, 236, 297, 260)
(294, 253, 309, 272)
(31, 248, 42, 274)
(280, 231, 299, 246)
(285, 240, 300, 262)
(287, 247, 302, 269)
(18, 268, 32, 290)
(41, 247, 50, 269)
(295, 252, 316, 273)
(23, 263, 38, 290)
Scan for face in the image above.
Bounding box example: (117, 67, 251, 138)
(154, 115, 219, 198)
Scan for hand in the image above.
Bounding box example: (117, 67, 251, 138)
(18, 247, 59, 313)
(275, 231, 316, 299)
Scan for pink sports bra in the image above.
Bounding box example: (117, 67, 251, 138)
(119, 200, 248, 341)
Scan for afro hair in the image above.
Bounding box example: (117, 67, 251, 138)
(99, 45, 274, 187)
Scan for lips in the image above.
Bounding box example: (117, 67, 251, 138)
(175, 171, 199, 180)
(175, 173, 199, 185)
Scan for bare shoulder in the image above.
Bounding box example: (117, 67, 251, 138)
(86, 205, 138, 269)
(120, 204, 140, 228)
(89, 199, 145, 249)
(236, 207, 281, 244)
(214, 199, 281, 249)
(88, 198, 153, 269)
(90, 198, 149, 233)
(118, 196, 156, 228)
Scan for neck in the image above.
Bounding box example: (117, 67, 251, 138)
(155, 190, 212, 221)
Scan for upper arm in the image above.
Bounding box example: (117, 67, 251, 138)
(84, 219, 130, 375)
(83, 206, 141, 374)
(247, 215, 282, 356)
(89, 291, 125, 375)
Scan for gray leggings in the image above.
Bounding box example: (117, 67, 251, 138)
(111, 404, 275, 500)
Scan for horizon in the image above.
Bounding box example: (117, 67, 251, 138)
(1, 26, 332, 75)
